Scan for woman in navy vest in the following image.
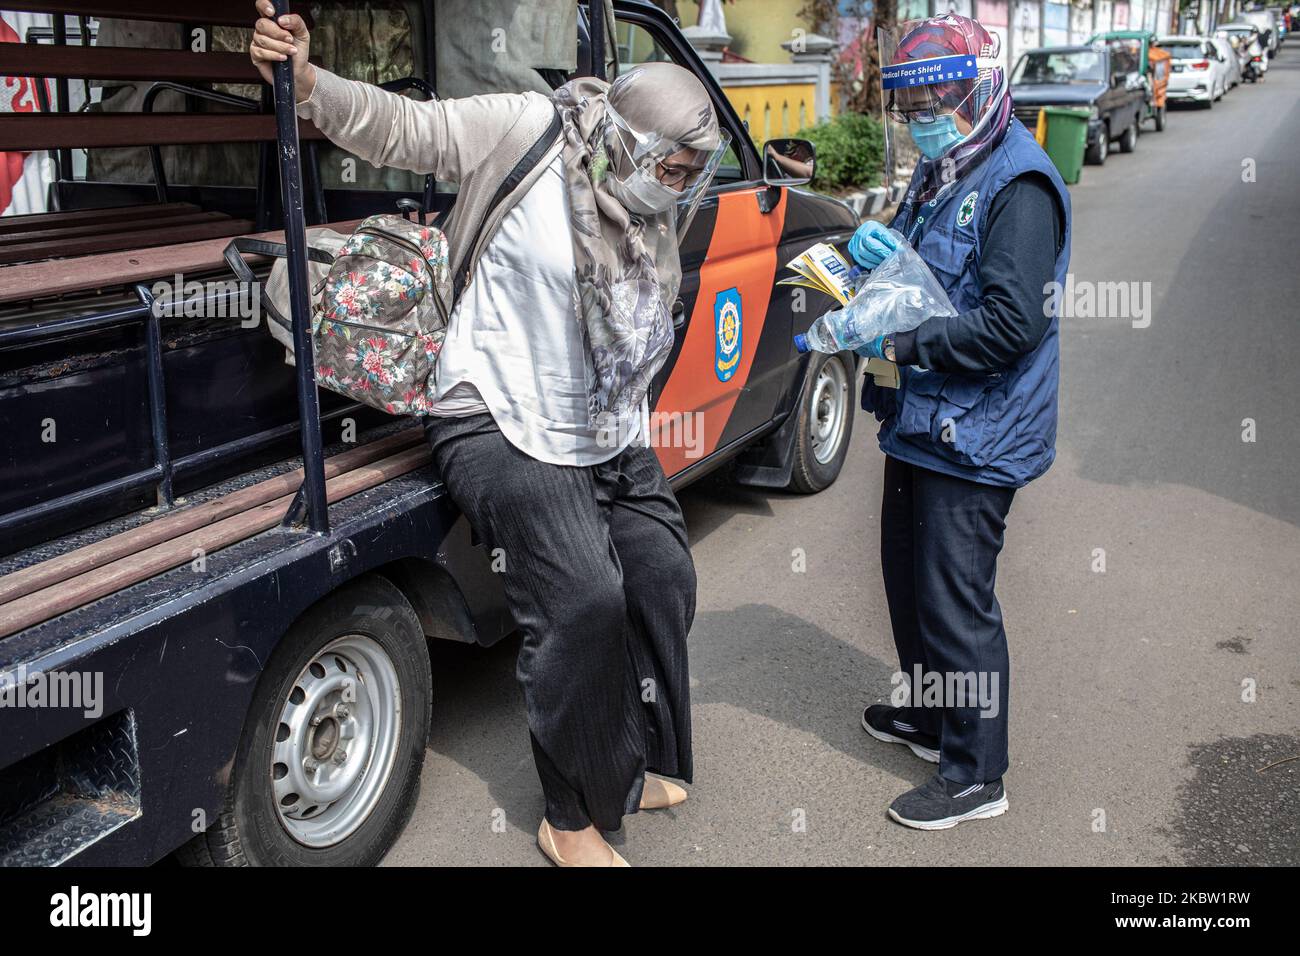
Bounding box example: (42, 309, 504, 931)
(850, 15, 1072, 830)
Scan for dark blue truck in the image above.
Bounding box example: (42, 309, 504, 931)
(0, 0, 860, 865)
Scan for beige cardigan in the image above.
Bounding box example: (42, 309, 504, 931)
(295, 65, 563, 307)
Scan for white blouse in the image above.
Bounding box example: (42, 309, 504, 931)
(426, 155, 645, 466)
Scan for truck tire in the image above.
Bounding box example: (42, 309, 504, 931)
(1086, 124, 1109, 165)
(1119, 118, 1138, 153)
(177, 574, 432, 867)
(787, 351, 855, 493)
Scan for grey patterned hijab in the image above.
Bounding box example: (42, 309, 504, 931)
(551, 63, 721, 427)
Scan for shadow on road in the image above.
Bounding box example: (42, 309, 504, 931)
(422, 599, 933, 831)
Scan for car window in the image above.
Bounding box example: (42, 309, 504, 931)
(614, 19, 745, 185)
(1106, 39, 1142, 76)
(1163, 42, 1207, 59)
(1012, 50, 1106, 84)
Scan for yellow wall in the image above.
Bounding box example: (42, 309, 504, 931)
(724, 82, 819, 141)
(675, 0, 811, 64)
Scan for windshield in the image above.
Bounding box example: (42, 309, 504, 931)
(1012, 50, 1105, 85)
(1163, 42, 1205, 59)
(1220, 27, 1257, 42)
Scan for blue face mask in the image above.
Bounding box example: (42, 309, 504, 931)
(909, 115, 967, 160)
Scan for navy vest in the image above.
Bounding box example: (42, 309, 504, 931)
(863, 118, 1072, 487)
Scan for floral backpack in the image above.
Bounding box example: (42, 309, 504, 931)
(224, 211, 450, 416)
(310, 214, 450, 415)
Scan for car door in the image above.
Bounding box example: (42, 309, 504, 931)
(613, 6, 796, 480)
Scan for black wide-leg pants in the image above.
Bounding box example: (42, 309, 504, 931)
(879, 455, 1016, 785)
(425, 413, 697, 832)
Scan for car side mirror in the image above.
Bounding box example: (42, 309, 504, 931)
(762, 137, 816, 188)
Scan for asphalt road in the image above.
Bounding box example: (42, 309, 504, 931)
(387, 49, 1300, 866)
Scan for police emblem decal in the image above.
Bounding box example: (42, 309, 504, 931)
(957, 190, 979, 227)
(714, 288, 742, 382)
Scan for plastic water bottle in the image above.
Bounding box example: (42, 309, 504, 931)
(793, 311, 856, 354)
(793, 266, 870, 355)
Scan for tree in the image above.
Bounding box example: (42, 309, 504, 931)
(798, 0, 885, 113)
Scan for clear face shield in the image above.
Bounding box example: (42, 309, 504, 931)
(605, 100, 732, 241)
(877, 18, 1001, 189)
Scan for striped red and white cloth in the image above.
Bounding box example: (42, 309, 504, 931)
(1, 10, 53, 216)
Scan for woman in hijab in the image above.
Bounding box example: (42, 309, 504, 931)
(850, 15, 1070, 830)
(251, 1, 727, 866)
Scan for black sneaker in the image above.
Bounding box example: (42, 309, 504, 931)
(887, 773, 1008, 830)
(861, 705, 940, 764)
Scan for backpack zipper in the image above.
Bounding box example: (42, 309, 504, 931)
(356, 225, 449, 327)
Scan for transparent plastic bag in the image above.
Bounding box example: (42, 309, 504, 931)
(835, 228, 957, 346)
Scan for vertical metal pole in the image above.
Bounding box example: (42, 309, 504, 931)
(425, 0, 437, 95)
(588, 0, 607, 80)
(52, 13, 72, 184)
(134, 284, 175, 509)
(272, 0, 330, 535)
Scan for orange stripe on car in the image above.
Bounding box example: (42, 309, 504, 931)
(653, 187, 788, 477)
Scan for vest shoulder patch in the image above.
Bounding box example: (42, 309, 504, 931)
(956, 190, 979, 227)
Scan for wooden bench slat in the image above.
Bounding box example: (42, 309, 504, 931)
(0, 428, 423, 608)
(0, 217, 255, 265)
(5, 45, 263, 84)
(0, 1, 314, 28)
(0, 210, 235, 247)
(0, 445, 433, 639)
(0, 202, 199, 235)
(0, 113, 326, 151)
(0, 214, 434, 304)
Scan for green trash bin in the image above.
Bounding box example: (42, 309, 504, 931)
(1041, 106, 1090, 185)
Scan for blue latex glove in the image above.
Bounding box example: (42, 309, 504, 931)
(847, 220, 899, 270)
(854, 333, 891, 360)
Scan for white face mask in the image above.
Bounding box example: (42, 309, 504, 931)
(607, 161, 681, 216)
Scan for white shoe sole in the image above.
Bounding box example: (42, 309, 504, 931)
(861, 712, 940, 763)
(887, 795, 1009, 831)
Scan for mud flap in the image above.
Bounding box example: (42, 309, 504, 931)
(732, 352, 838, 489)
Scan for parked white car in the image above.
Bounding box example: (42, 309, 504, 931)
(1159, 36, 1230, 105)
(1209, 36, 1244, 89)
(1218, 24, 1270, 81)
(1216, 30, 1255, 81)
(1237, 9, 1280, 56)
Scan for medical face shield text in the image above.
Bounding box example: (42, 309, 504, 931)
(877, 20, 1002, 187)
(881, 53, 983, 96)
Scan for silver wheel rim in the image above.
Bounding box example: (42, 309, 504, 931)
(272, 634, 402, 848)
(810, 358, 849, 465)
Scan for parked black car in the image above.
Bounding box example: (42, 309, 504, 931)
(1010, 44, 1148, 165)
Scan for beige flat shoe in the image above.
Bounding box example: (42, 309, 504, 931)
(639, 775, 688, 810)
(537, 819, 630, 867)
